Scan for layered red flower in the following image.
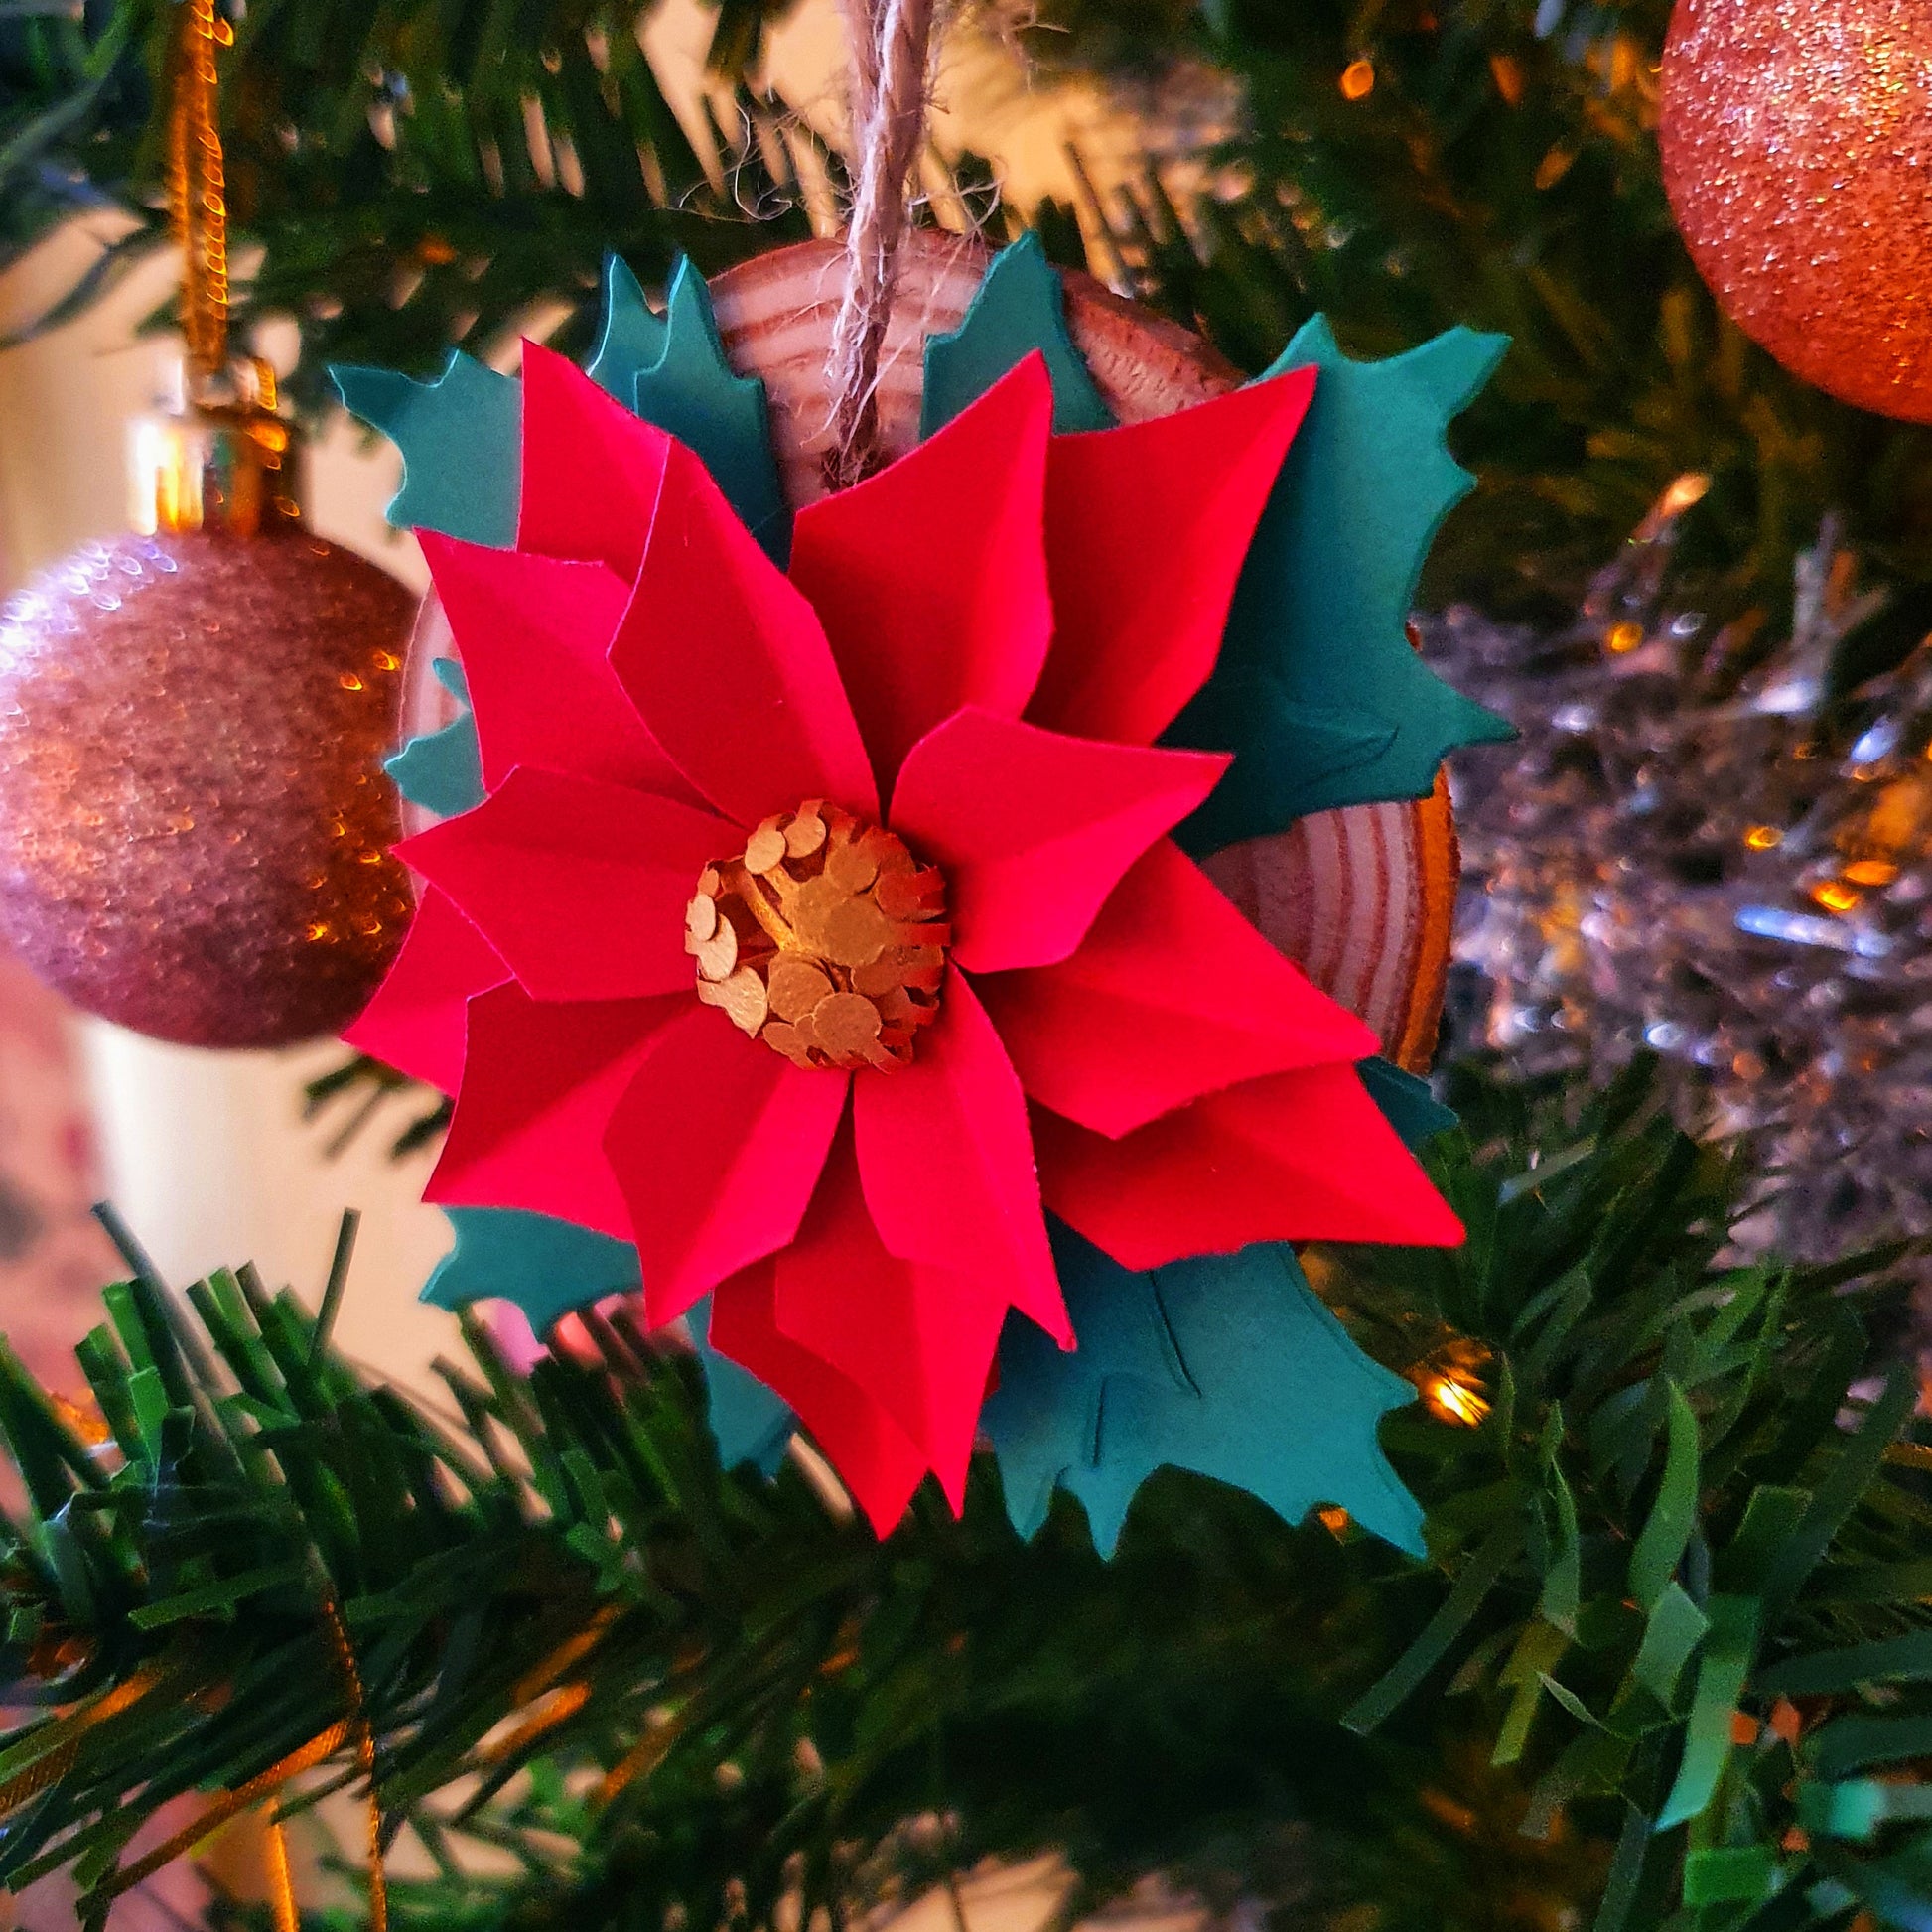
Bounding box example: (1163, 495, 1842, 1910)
(348, 343, 1462, 1531)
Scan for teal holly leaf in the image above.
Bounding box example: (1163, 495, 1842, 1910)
(1356, 1055, 1457, 1150)
(985, 1229, 1424, 1558)
(424, 1207, 638, 1333)
(385, 659, 483, 819)
(335, 255, 784, 560)
(687, 1297, 794, 1477)
(1168, 317, 1513, 851)
(585, 252, 669, 401)
(424, 1207, 792, 1474)
(331, 353, 520, 548)
(628, 256, 788, 562)
(921, 229, 1115, 437)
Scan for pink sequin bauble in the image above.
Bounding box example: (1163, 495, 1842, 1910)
(0, 531, 415, 1046)
(1661, 0, 1932, 422)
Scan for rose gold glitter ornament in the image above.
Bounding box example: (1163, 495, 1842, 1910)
(1660, 0, 1932, 422)
(0, 529, 414, 1046)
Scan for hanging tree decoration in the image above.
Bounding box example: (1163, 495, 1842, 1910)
(339, 0, 1509, 1548)
(1660, 0, 1932, 423)
(0, 0, 414, 1049)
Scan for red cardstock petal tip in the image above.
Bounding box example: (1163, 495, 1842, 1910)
(977, 839, 1381, 1138)
(1035, 1060, 1464, 1269)
(419, 532, 687, 798)
(890, 706, 1229, 974)
(610, 440, 880, 826)
(1029, 365, 1318, 747)
(788, 353, 1054, 795)
(342, 886, 508, 1094)
(515, 342, 673, 580)
(603, 1008, 851, 1327)
(710, 1264, 931, 1535)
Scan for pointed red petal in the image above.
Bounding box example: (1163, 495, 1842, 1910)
(399, 770, 738, 1004)
(1027, 367, 1315, 746)
(854, 970, 1068, 1345)
(517, 341, 673, 579)
(976, 839, 1379, 1136)
(770, 1124, 1005, 1511)
(603, 1007, 850, 1326)
(427, 982, 683, 1238)
(1035, 1061, 1464, 1268)
(343, 887, 507, 1091)
(710, 1264, 930, 1537)
(610, 439, 879, 825)
(788, 355, 1053, 795)
(421, 534, 689, 797)
(890, 706, 1227, 973)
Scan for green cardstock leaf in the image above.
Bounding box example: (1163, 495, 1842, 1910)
(424, 1208, 790, 1474)
(1356, 1056, 1457, 1149)
(584, 253, 668, 400)
(1168, 317, 1514, 851)
(385, 660, 483, 818)
(331, 353, 520, 548)
(423, 1207, 639, 1334)
(921, 230, 1115, 438)
(687, 1297, 794, 1478)
(334, 255, 784, 560)
(985, 1230, 1424, 1559)
(630, 257, 789, 562)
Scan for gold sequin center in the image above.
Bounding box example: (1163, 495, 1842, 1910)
(687, 801, 948, 1071)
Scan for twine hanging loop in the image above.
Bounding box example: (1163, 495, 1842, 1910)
(824, 0, 938, 490)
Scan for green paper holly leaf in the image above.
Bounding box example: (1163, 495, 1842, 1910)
(385, 660, 483, 818)
(331, 353, 520, 548)
(985, 1229, 1425, 1558)
(629, 256, 788, 562)
(334, 254, 784, 559)
(1356, 1055, 1457, 1150)
(584, 252, 670, 400)
(424, 1207, 639, 1333)
(1168, 317, 1513, 850)
(687, 1298, 794, 1477)
(922, 230, 1115, 438)
(424, 1208, 791, 1474)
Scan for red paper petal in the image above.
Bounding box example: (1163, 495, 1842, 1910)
(342, 886, 507, 1092)
(771, 1124, 1007, 1511)
(1027, 367, 1316, 747)
(854, 969, 1069, 1345)
(889, 706, 1227, 973)
(427, 982, 683, 1238)
(399, 770, 739, 1005)
(1035, 1061, 1464, 1268)
(421, 533, 689, 798)
(976, 839, 1380, 1136)
(609, 439, 880, 825)
(787, 355, 1053, 796)
(710, 1264, 929, 1536)
(517, 342, 673, 580)
(603, 1006, 850, 1326)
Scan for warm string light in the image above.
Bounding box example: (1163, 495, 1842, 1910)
(1411, 1338, 1493, 1428)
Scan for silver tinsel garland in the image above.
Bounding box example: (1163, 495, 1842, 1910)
(1430, 484, 1932, 1268)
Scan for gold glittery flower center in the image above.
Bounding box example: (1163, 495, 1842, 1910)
(685, 801, 949, 1071)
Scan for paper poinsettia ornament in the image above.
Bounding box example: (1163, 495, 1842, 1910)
(338, 234, 1505, 1546)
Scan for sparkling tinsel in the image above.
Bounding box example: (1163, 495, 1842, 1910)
(1432, 485, 1932, 1268)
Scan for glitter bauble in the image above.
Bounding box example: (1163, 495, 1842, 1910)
(0, 531, 415, 1046)
(1660, 0, 1932, 422)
